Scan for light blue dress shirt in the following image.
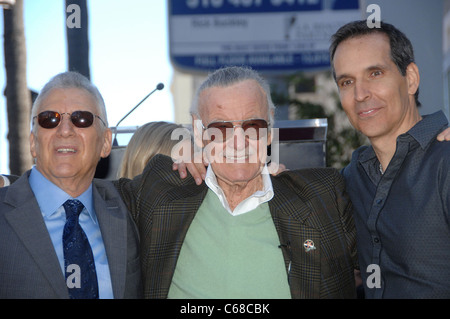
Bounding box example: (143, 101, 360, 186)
(29, 167, 114, 299)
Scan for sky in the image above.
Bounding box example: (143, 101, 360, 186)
(0, 1, 174, 174)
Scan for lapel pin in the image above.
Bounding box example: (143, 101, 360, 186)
(304, 239, 316, 252)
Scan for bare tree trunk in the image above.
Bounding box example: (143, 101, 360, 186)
(65, 0, 90, 79)
(3, 0, 32, 175)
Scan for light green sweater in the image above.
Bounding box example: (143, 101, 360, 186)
(168, 189, 291, 299)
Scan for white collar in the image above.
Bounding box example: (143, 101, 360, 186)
(205, 165, 274, 216)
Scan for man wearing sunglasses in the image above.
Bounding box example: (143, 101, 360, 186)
(114, 66, 358, 298)
(0, 72, 142, 298)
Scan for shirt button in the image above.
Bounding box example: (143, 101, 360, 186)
(373, 237, 380, 244)
(376, 199, 383, 205)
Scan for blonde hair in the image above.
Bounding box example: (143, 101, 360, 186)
(118, 121, 183, 179)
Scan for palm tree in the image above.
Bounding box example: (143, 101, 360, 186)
(3, 0, 33, 175)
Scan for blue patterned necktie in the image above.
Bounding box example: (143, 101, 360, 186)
(63, 199, 99, 299)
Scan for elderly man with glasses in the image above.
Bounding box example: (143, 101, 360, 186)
(0, 72, 142, 298)
(114, 66, 358, 299)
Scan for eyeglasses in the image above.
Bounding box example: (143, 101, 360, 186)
(202, 118, 269, 142)
(33, 110, 107, 129)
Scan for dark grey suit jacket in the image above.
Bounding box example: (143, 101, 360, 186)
(0, 171, 143, 298)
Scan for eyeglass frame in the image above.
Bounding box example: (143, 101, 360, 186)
(200, 118, 270, 142)
(32, 110, 107, 129)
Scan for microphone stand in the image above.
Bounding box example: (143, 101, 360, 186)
(113, 83, 164, 146)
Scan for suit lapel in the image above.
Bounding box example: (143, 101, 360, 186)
(269, 176, 321, 298)
(269, 177, 312, 222)
(93, 181, 126, 299)
(4, 174, 68, 298)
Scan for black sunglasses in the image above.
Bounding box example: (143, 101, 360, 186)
(33, 111, 106, 129)
(202, 118, 269, 142)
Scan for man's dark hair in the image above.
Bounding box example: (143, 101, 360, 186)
(329, 20, 420, 107)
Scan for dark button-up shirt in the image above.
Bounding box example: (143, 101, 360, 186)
(343, 111, 450, 298)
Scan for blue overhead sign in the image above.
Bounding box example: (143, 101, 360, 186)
(171, 0, 322, 15)
(168, 0, 360, 73)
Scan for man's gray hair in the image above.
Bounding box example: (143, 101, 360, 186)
(190, 66, 275, 127)
(31, 71, 108, 132)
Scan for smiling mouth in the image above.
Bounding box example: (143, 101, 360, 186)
(57, 148, 76, 153)
(226, 152, 248, 158)
(226, 157, 247, 162)
(222, 149, 262, 163)
(358, 108, 381, 117)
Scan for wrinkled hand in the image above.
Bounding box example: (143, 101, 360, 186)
(437, 127, 450, 141)
(268, 163, 287, 176)
(354, 269, 362, 288)
(0, 176, 3, 188)
(171, 138, 207, 185)
(173, 161, 207, 185)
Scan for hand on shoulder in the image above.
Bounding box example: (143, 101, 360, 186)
(437, 127, 450, 141)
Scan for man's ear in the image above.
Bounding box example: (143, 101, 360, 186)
(100, 128, 112, 158)
(29, 132, 37, 159)
(267, 109, 275, 146)
(406, 62, 420, 98)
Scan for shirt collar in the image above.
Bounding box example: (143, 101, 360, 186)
(29, 166, 98, 224)
(406, 111, 448, 149)
(358, 111, 449, 164)
(205, 164, 274, 216)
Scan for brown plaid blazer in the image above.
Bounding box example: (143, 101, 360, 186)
(115, 154, 357, 299)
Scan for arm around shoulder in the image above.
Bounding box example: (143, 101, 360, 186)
(332, 168, 358, 269)
(437, 126, 450, 141)
(0, 175, 11, 187)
